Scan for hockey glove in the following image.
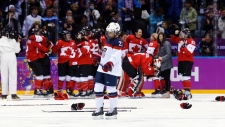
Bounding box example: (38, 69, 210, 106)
(180, 102, 192, 109)
(102, 62, 113, 72)
(92, 55, 101, 66)
(71, 103, 85, 110)
(215, 96, 225, 101)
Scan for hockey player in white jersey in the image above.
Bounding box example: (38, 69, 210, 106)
(92, 22, 123, 119)
(0, 26, 21, 100)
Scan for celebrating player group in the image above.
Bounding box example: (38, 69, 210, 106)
(0, 22, 196, 119)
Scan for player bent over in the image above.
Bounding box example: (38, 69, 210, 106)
(92, 22, 123, 119)
(170, 28, 196, 100)
(122, 52, 156, 97)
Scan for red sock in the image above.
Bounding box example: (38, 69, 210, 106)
(35, 80, 43, 89)
(81, 81, 88, 92)
(77, 82, 82, 91)
(88, 79, 94, 90)
(58, 80, 64, 90)
(68, 80, 75, 91)
(48, 78, 53, 89)
(43, 79, 50, 90)
(154, 79, 160, 90)
(182, 80, 191, 89)
(66, 81, 70, 89)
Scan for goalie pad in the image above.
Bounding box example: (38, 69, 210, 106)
(127, 67, 143, 97)
(54, 91, 69, 100)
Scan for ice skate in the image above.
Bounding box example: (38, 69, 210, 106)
(47, 89, 54, 97)
(151, 89, 162, 98)
(92, 107, 104, 120)
(11, 94, 20, 100)
(183, 89, 192, 100)
(75, 91, 83, 97)
(105, 108, 118, 120)
(66, 89, 76, 97)
(2, 95, 7, 100)
(34, 89, 47, 98)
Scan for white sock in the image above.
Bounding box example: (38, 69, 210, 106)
(95, 97, 104, 110)
(109, 97, 118, 110)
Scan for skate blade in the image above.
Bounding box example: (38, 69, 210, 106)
(105, 115, 117, 120)
(151, 94, 162, 98)
(92, 115, 104, 120)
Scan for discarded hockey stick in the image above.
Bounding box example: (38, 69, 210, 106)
(42, 110, 131, 113)
(1, 104, 67, 106)
(82, 107, 142, 109)
(7, 98, 51, 101)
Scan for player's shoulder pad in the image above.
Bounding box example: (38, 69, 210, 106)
(112, 38, 123, 48)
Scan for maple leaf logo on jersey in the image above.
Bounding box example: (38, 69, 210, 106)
(132, 45, 140, 53)
(65, 48, 71, 56)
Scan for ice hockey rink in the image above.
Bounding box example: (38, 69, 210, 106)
(0, 94, 224, 127)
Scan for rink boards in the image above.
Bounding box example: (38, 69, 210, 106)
(11, 57, 225, 94)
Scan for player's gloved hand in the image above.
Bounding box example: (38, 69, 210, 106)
(180, 102, 192, 109)
(71, 103, 85, 110)
(92, 55, 101, 66)
(102, 62, 113, 72)
(47, 48, 52, 54)
(215, 96, 225, 101)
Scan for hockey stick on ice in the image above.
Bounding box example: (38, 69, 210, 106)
(82, 107, 142, 109)
(1, 104, 68, 106)
(7, 98, 51, 101)
(42, 110, 131, 113)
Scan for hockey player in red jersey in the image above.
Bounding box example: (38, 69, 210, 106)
(92, 22, 123, 119)
(38, 30, 54, 96)
(75, 30, 93, 97)
(126, 28, 148, 55)
(26, 28, 52, 97)
(122, 52, 156, 97)
(170, 28, 196, 100)
(52, 30, 76, 96)
(89, 29, 102, 95)
(116, 32, 129, 97)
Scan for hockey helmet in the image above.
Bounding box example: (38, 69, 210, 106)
(76, 30, 86, 42)
(106, 22, 120, 39)
(180, 28, 191, 39)
(61, 30, 71, 41)
(30, 28, 40, 35)
(82, 26, 92, 36)
(90, 28, 101, 39)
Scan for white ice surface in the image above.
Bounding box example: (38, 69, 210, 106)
(0, 94, 224, 127)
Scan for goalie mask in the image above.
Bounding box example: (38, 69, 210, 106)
(180, 28, 191, 39)
(106, 22, 121, 39)
(61, 30, 71, 42)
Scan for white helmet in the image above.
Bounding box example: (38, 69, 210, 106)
(106, 22, 120, 39)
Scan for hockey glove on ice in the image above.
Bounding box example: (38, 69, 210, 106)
(215, 96, 225, 101)
(92, 55, 101, 66)
(71, 103, 85, 110)
(102, 62, 113, 72)
(180, 102, 192, 109)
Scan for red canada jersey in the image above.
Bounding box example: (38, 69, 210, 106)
(127, 53, 154, 76)
(26, 35, 49, 62)
(77, 41, 93, 65)
(69, 43, 78, 66)
(122, 41, 128, 58)
(126, 34, 148, 54)
(52, 39, 76, 64)
(100, 35, 106, 49)
(147, 40, 159, 56)
(170, 36, 196, 62)
(89, 38, 100, 58)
